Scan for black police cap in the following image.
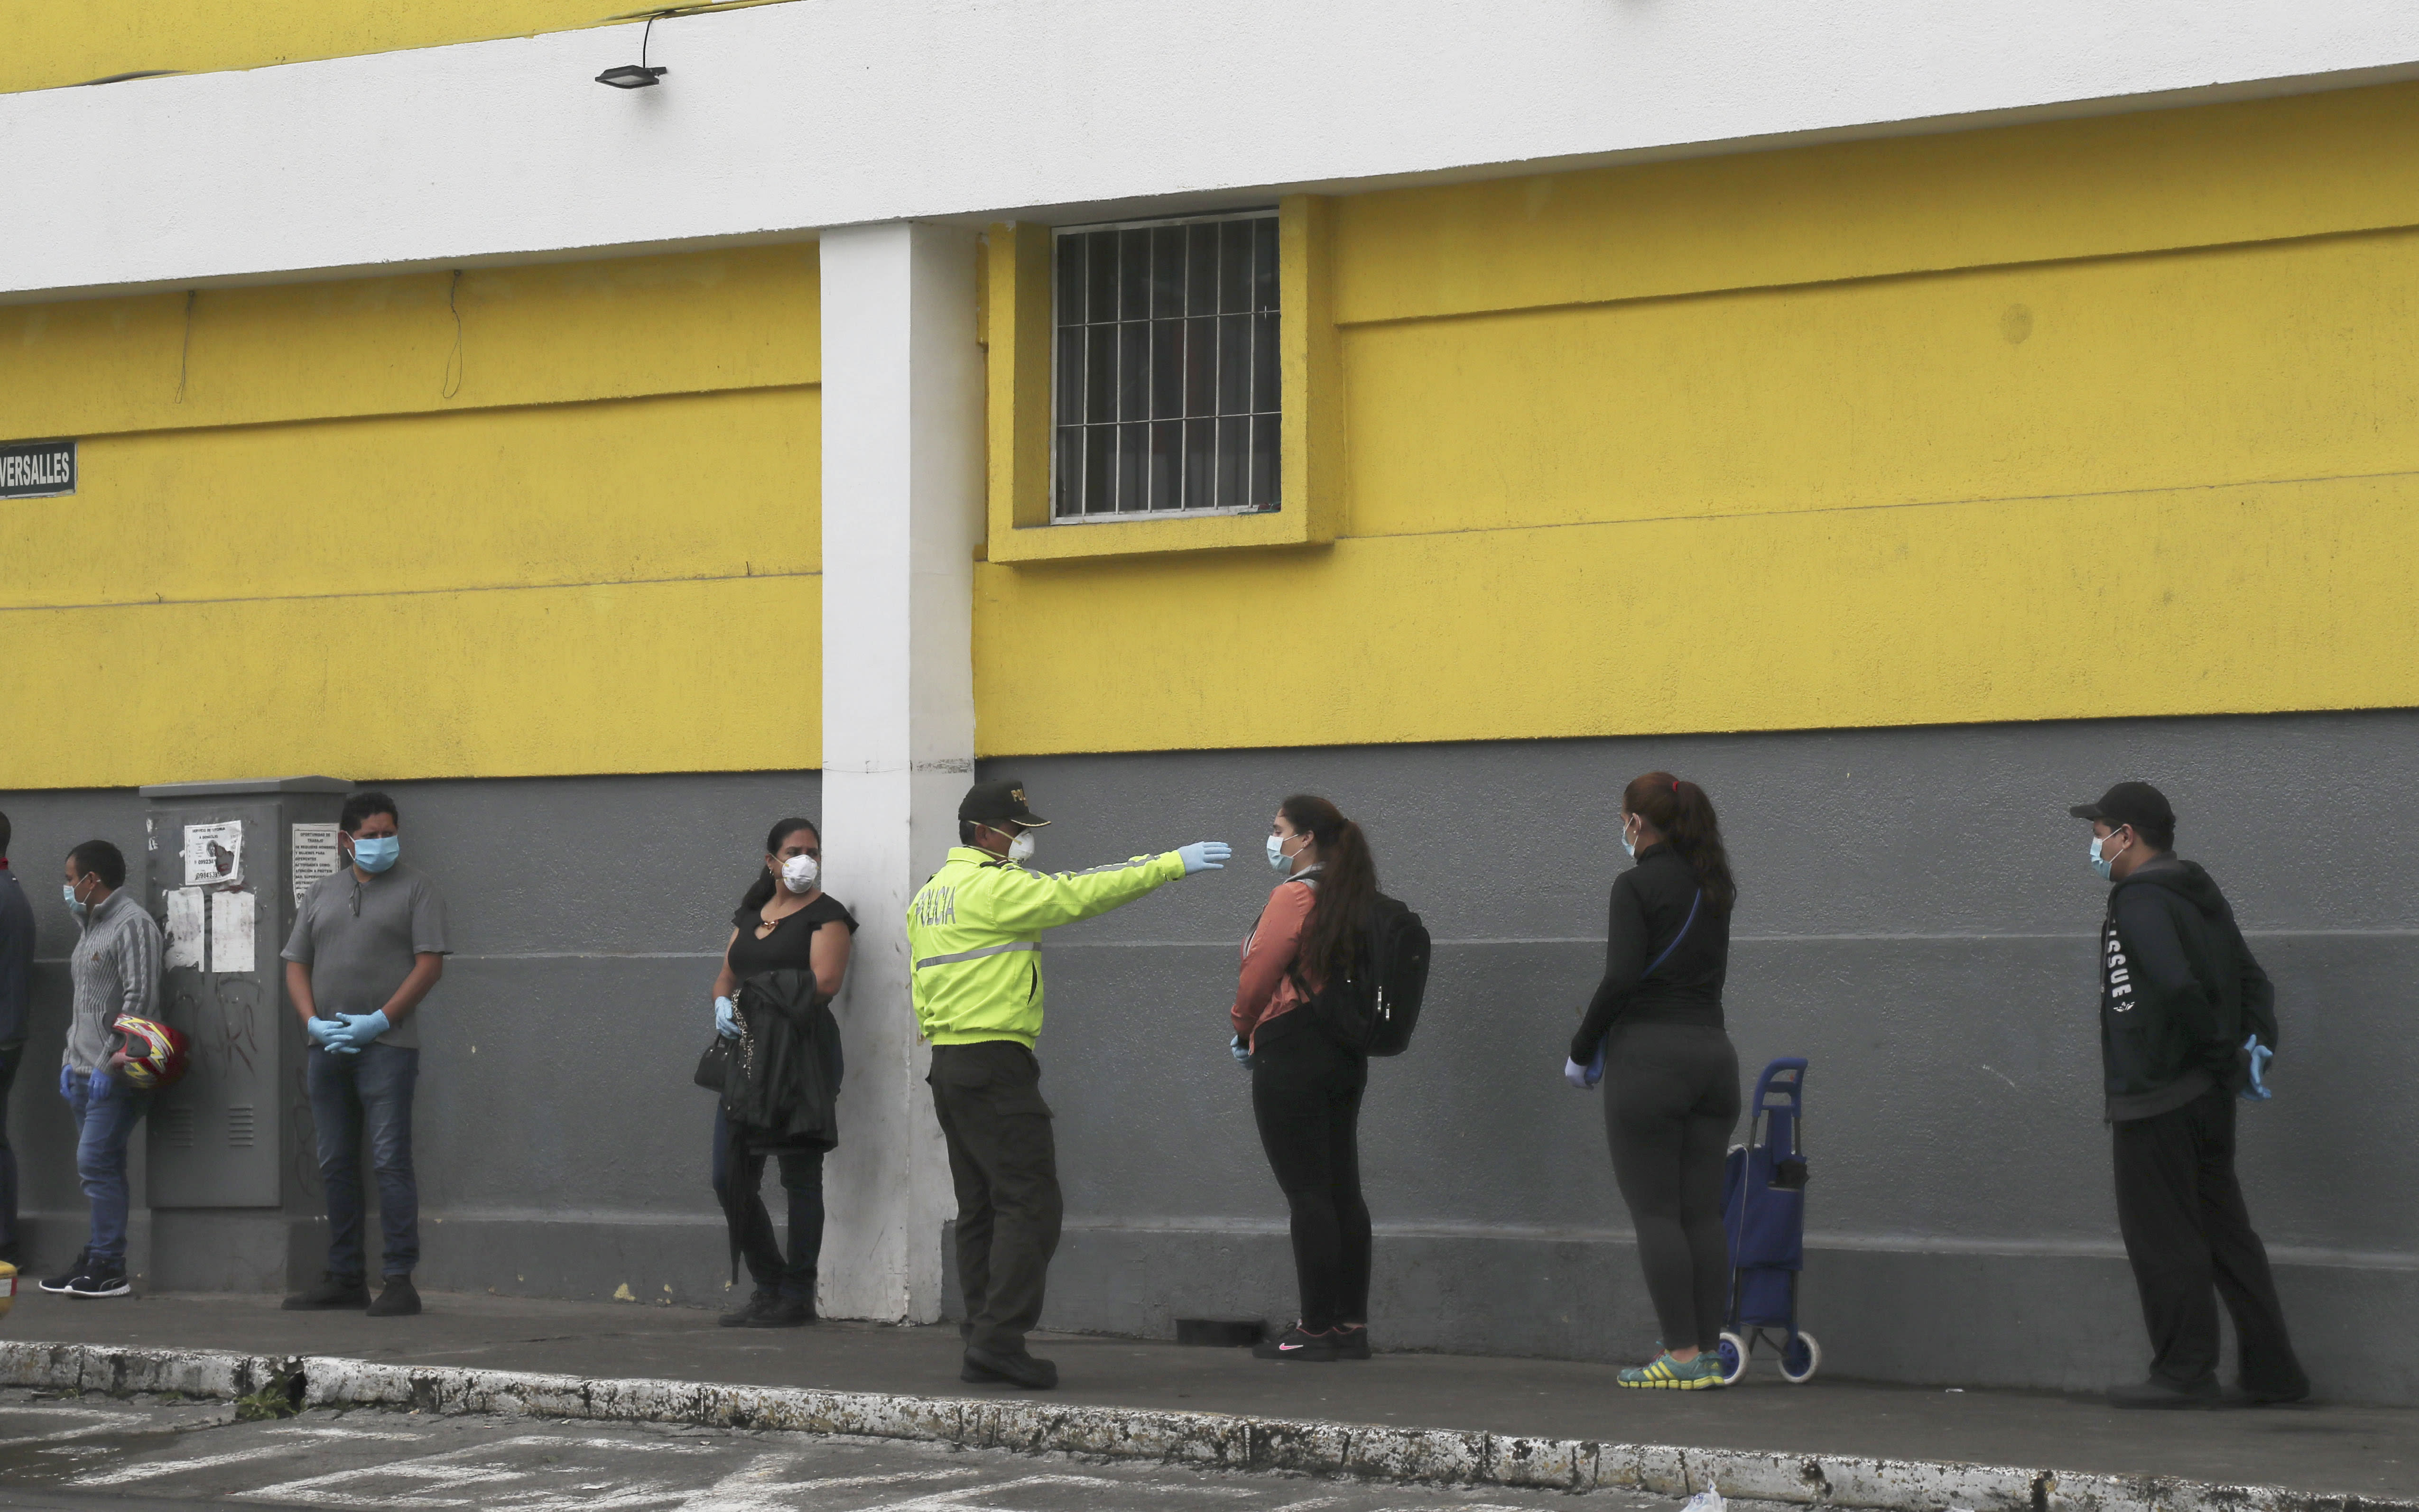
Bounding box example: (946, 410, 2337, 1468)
(959, 779, 1049, 828)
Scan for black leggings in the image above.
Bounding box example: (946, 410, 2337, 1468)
(1603, 1021, 1740, 1353)
(1251, 1011, 1371, 1332)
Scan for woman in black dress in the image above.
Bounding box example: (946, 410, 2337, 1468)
(709, 817, 855, 1327)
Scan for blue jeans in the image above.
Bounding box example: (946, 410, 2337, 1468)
(712, 1106, 824, 1301)
(62, 1069, 150, 1267)
(307, 1042, 419, 1281)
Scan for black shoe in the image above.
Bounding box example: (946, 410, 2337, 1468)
(2108, 1378, 2221, 1409)
(2234, 1379, 2313, 1407)
(743, 1296, 816, 1328)
(1253, 1324, 1338, 1362)
(961, 1346, 1058, 1389)
(283, 1273, 371, 1310)
(64, 1264, 131, 1299)
(40, 1250, 91, 1294)
(366, 1275, 421, 1317)
(1332, 1325, 1372, 1360)
(720, 1290, 779, 1328)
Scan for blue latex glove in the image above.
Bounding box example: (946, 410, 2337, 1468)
(87, 1067, 114, 1099)
(58, 1063, 77, 1100)
(715, 995, 740, 1039)
(1564, 1057, 1594, 1090)
(2243, 1035, 2273, 1101)
(335, 1010, 390, 1051)
(307, 1015, 355, 1053)
(1177, 841, 1232, 876)
(1230, 1033, 1251, 1068)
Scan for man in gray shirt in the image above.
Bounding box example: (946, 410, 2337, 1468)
(280, 791, 449, 1318)
(0, 811, 36, 1269)
(41, 839, 161, 1299)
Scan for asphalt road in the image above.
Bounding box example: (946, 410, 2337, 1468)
(0, 1389, 1690, 1512)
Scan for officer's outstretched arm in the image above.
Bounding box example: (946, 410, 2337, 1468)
(974, 852, 1190, 933)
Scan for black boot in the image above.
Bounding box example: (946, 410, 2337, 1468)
(366, 1275, 421, 1317)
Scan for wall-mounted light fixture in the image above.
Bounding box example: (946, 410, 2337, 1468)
(596, 15, 668, 88)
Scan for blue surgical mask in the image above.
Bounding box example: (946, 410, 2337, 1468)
(352, 835, 401, 874)
(2089, 830, 2128, 882)
(1621, 818, 1638, 859)
(1268, 833, 1310, 876)
(62, 882, 87, 917)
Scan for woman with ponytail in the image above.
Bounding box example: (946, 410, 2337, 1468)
(1567, 774, 1742, 1390)
(1231, 794, 1380, 1362)
(705, 817, 856, 1328)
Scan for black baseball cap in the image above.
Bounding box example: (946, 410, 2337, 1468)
(2068, 781, 2174, 833)
(959, 779, 1049, 829)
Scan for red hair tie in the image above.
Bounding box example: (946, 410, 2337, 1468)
(1671, 779, 1681, 793)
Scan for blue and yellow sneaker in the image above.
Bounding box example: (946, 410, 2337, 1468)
(1617, 1351, 1727, 1390)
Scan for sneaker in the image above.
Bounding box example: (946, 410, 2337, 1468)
(1332, 1325, 1372, 1361)
(64, 1264, 131, 1299)
(1252, 1324, 1338, 1362)
(743, 1295, 816, 1328)
(40, 1250, 91, 1294)
(366, 1275, 421, 1317)
(282, 1273, 371, 1311)
(719, 1289, 779, 1328)
(2108, 1378, 2221, 1410)
(1617, 1351, 1726, 1390)
(960, 1346, 1058, 1389)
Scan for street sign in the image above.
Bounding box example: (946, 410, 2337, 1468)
(0, 438, 74, 499)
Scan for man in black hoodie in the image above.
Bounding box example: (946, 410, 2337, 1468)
(2072, 781, 2308, 1408)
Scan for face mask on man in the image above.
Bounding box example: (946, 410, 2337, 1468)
(2090, 828, 2130, 882)
(1006, 830, 1037, 864)
(351, 835, 401, 874)
(62, 880, 88, 917)
(779, 854, 820, 894)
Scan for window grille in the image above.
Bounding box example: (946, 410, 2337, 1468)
(1053, 211, 1279, 519)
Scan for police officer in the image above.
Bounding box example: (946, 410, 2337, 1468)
(909, 779, 1228, 1389)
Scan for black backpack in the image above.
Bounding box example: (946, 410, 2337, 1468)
(1297, 892, 1431, 1056)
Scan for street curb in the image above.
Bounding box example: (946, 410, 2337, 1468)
(0, 1340, 2402, 1512)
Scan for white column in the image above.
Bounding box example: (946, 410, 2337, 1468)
(817, 221, 982, 1323)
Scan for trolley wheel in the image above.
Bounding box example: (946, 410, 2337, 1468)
(1779, 1331, 1821, 1384)
(1716, 1332, 1751, 1386)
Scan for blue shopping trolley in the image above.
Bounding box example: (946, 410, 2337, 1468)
(1715, 1057, 1819, 1384)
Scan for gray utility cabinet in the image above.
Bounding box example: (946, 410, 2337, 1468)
(137, 776, 350, 1291)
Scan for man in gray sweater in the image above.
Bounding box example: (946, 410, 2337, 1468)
(43, 839, 161, 1299)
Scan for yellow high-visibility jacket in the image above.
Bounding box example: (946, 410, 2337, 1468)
(907, 845, 1186, 1048)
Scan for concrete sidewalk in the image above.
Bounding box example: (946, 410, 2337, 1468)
(2, 1290, 2411, 1506)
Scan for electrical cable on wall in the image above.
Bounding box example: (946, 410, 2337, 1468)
(442, 269, 465, 400)
(175, 289, 196, 403)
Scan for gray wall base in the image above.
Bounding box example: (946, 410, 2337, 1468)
(408, 1216, 751, 1312)
(1012, 1223, 2417, 1405)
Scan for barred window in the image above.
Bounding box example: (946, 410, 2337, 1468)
(1053, 211, 1279, 519)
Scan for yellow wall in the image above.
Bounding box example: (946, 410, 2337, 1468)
(971, 82, 2419, 757)
(3, 0, 623, 94)
(0, 246, 821, 789)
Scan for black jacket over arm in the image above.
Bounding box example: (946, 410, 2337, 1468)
(1570, 844, 1729, 1064)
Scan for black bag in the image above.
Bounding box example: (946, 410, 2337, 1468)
(693, 1035, 731, 1093)
(1300, 892, 1431, 1057)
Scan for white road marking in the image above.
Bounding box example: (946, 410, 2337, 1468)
(74, 1441, 318, 1485)
(269, 1427, 434, 1441)
(0, 1406, 154, 1447)
(237, 1433, 718, 1509)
